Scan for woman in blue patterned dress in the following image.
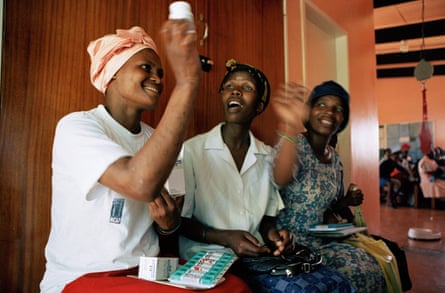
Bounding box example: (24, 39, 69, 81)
(271, 80, 386, 292)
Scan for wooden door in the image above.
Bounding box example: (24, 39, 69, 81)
(0, 0, 283, 291)
(197, 0, 284, 144)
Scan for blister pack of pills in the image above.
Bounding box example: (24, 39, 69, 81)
(168, 250, 236, 289)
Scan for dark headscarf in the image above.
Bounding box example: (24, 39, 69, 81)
(308, 80, 350, 133)
(219, 59, 270, 109)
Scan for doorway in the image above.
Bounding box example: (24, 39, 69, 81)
(301, 0, 351, 184)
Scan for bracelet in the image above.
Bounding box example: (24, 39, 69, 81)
(156, 218, 182, 235)
(276, 130, 298, 144)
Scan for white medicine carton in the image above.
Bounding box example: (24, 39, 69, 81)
(138, 256, 179, 281)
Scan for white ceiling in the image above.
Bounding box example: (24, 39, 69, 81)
(374, 0, 445, 57)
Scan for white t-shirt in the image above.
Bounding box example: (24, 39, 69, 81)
(179, 123, 284, 259)
(40, 105, 159, 293)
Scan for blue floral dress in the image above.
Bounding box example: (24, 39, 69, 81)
(276, 134, 386, 292)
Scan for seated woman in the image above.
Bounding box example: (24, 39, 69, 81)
(272, 80, 386, 292)
(41, 24, 250, 293)
(379, 149, 410, 207)
(179, 61, 355, 292)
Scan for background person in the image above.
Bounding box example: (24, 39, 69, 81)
(380, 148, 410, 207)
(418, 147, 445, 201)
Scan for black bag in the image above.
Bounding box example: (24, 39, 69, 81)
(371, 235, 412, 292)
(239, 245, 323, 277)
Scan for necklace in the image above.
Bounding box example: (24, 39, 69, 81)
(323, 147, 332, 162)
(313, 148, 331, 163)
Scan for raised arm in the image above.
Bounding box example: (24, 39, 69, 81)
(100, 21, 201, 202)
(272, 82, 308, 186)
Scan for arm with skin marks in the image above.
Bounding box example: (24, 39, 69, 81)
(99, 20, 201, 203)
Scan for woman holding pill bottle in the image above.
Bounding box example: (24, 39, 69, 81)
(40, 15, 202, 293)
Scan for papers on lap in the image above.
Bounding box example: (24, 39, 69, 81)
(309, 225, 367, 238)
(309, 223, 354, 231)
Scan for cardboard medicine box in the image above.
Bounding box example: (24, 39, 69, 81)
(138, 257, 179, 281)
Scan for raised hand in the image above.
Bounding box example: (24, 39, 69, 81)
(272, 82, 309, 133)
(159, 19, 201, 86)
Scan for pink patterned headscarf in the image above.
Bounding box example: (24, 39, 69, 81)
(87, 26, 158, 94)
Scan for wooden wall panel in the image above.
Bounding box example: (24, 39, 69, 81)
(202, 0, 284, 145)
(0, 0, 283, 291)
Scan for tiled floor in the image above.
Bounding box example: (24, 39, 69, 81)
(379, 202, 445, 292)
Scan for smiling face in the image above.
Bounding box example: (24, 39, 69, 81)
(306, 95, 345, 136)
(106, 48, 164, 111)
(220, 71, 263, 124)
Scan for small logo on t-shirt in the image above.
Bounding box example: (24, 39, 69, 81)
(110, 198, 125, 224)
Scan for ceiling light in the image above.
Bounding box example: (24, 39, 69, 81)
(414, 0, 433, 81)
